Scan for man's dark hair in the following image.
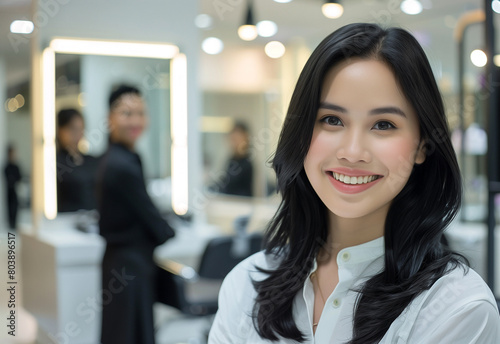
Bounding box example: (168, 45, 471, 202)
(108, 84, 141, 110)
(232, 121, 250, 135)
(57, 108, 83, 129)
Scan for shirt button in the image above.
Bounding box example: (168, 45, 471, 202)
(341, 251, 351, 262)
(332, 298, 341, 308)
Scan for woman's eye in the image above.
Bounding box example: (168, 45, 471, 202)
(321, 116, 343, 126)
(373, 121, 396, 130)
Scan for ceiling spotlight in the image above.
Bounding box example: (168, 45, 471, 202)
(257, 20, 278, 37)
(470, 49, 487, 67)
(10, 20, 34, 34)
(195, 14, 213, 29)
(202, 37, 224, 55)
(493, 0, 500, 14)
(238, 0, 258, 41)
(265, 41, 286, 59)
(322, 1, 344, 19)
(273, 0, 293, 3)
(401, 0, 423, 15)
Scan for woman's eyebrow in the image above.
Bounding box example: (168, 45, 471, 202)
(318, 102, 347, 113)
(369, 106, 407, 118)
(319, 102, 407, 118)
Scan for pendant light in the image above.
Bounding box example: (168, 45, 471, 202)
(322, 0, 344, 19)
(238, 0, 258, 41)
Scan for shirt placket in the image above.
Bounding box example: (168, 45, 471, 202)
(314, 248, 355, 342)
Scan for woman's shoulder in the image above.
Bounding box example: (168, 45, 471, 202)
(388, 263, 500, 343)
(210, 250, 284, 343)
(218, 250, 283, 304)
(426, 264, 497, 305)
(224, 250, 283, 286)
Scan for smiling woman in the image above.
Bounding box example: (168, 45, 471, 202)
(305, 59, 425, 222)
(208, 23, 500, 344)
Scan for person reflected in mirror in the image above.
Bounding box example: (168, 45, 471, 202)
(56, 108, 99, 212)
(218, 121, 253, 197)
(4, 144, 21, 230)
(97, 84, 175, 344)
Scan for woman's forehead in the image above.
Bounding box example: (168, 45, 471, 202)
(320, 59, 414, 115)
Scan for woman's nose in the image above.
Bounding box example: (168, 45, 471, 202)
(335, 129, 371, 163)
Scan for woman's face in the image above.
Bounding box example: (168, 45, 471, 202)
(58, 116, 84, 151)
(108, 93, 147, 148)
(304, 58, 425, 221)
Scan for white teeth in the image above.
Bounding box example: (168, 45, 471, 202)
(331, 173, 379, 185)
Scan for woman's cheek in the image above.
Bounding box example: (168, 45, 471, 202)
(378, 138, 419, 187)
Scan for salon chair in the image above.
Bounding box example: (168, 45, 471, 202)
(156, 231, 263, 315)
(154, 229, 264, 342)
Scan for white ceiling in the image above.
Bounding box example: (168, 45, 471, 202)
(0, 0, 498, 91)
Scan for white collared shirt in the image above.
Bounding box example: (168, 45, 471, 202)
(209, 237, 500, 343)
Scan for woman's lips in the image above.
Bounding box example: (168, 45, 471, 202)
(326, 171, 383, 194)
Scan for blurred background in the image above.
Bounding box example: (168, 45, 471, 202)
(0, 0, 499, 343)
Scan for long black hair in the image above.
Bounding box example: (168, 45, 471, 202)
(252, 23, 466, 343)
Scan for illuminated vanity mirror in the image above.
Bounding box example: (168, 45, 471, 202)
(41, 39, 188, 221)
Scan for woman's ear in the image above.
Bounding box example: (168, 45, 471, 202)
(415, 140, 426, 165)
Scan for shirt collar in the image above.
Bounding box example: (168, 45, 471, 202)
(308, 236, 385, 277)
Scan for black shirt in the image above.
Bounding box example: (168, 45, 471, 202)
(97, 143, 175, 247)
(57, 149, 99, 212)
(220, 155, 253, 197)
(4, 162, 21, 191)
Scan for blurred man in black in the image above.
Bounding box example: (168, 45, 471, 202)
(4, 145, 21, 229)
(97, 85, 175, 344)
(219, 122, 253, 197)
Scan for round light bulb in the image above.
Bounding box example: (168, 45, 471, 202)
(322, 3, 344, 19)
(202, 37, 224, 55)
(238, 25, 258, 41)
(7, 98, 19, 112)
(470, 49, 487, 67)
(400, 0, 423, 15)
(14, 94, 25, 107)
(265, 41, 286, 59)
(494, 54, 500, 67)
(492, 0, 500, 14)
(10, 20, 34, 34)
(195, 14, 213, 29)
(257, 20, 278, 38)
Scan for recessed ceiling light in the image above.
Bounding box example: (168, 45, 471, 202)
(273, 0, 293, 3)
(401, 0, 423, 15)
(257, 20, 278, 37)
(265, 41, 286, 59)
(10, 20, 34, 34)
(322, 1, 344, 19)
(195, 14, 213, 29)
(492, 0, 500, 14)
(202, 37, 224, 55)
(470, 49, 487, 67)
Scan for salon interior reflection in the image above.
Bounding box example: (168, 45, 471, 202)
(0, 0, 500, 343)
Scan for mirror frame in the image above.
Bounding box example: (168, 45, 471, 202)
(40, 38, 188, 220)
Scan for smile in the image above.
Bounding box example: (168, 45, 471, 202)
(326, 171, 383, 194)
(330, 172, 381, 185)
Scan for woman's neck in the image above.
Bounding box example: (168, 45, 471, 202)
(322, 207, 387, 262)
